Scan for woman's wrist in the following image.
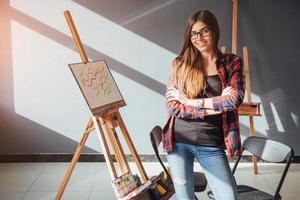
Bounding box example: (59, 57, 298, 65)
(182, 98, 204, 108)
(184, 99, 200, 107)
(196, 98, 204, 108)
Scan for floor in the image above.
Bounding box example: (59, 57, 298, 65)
(0, 162, 299, 200)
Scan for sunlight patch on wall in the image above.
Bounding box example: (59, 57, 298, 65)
(239, 93, 270, 136)
(10, 0, 175, 85)
(270, 101, 284, 132)
(291, 112, 298, 128)
(10, 19, 166, 153)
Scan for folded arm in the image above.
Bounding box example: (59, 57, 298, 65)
(166, 55, 245, 117)
(165, 73, 205, 119)
(207, 55, 245, 112)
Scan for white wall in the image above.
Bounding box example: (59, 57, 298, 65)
(1, 0, 299, 154)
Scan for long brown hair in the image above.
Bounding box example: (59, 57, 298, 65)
(174, 10, 220, 99)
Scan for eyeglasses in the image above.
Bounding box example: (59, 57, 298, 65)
(190, 27, 211, 39)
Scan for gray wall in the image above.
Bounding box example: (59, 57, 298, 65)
(1, 0, 299, 155)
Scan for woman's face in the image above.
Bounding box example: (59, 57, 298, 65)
(190, 21, 214, 53)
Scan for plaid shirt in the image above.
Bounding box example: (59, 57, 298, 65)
(163, 51, 245, 158)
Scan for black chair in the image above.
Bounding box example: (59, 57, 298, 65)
(207, 136, 294, 200)
(150, 125, 208, 200)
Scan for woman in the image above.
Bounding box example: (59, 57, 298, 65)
(163, 10, 245, 200)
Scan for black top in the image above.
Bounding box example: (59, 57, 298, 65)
(174, 74, 225, 147)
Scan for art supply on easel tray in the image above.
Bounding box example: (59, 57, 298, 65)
(112, 172, 138, 198)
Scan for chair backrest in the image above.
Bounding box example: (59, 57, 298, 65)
(243, 136, 293, 163)
(241, 136, 294, 200)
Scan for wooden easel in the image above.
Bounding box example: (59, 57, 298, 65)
(55, 10, 148, 200)
(222, 0, 261, 174)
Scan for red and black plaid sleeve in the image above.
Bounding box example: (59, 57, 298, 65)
(165, 71, 205, 119)
(212, 55, 245, 112)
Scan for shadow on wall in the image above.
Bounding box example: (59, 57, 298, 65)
(238, 0, 300, 146)
(72, 0, 233, 54)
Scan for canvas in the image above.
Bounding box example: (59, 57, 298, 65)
(69, 60, 125, 115)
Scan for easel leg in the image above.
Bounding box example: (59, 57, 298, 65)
(55, 118, 94, 200)
(116, 112, 148, 182)
(249, 116, 258, 174)
(243, 47, 258, 174)
(101, 116, 131, 174)
(92, 116, 118, 179)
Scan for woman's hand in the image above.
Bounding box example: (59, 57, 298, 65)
(166, 87, 202, 107)
(221, 86, 233, 96)
(204, 109, 221, 116)
(166, 87, 188, 104)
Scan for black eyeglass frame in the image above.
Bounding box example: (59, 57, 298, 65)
(190, 27, 211, 40)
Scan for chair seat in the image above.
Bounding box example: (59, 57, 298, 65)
(207, 185, 281, 200)
(194, 172, 207, 192)
(237, 185, 281, 200)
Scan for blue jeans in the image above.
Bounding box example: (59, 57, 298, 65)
(167, 143, 238, 200)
